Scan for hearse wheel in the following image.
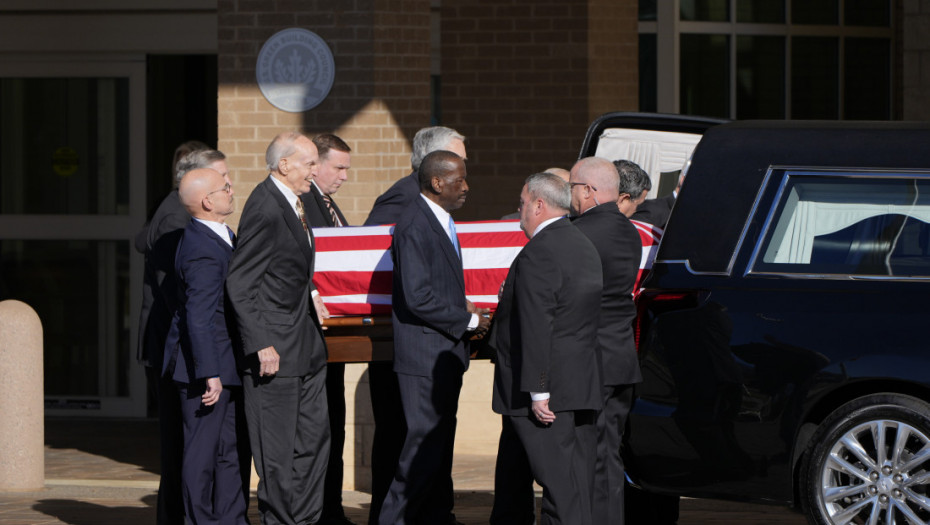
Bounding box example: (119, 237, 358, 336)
(801, 394, 930, 525)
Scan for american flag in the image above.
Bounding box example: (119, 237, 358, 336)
(313, 219, 662, 316)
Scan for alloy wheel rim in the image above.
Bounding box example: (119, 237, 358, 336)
(820, 419, 930, 524)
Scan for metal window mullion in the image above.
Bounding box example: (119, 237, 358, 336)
(657, 0, 680, 114)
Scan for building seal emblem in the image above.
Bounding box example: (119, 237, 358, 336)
(256, 28, 335, 113)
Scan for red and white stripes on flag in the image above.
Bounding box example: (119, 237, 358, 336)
(631, 219, 663, 298)
(313, 219, 663, 316)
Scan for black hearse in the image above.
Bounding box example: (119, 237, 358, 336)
(582, 115, 930, 525)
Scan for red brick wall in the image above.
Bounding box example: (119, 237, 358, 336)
(441, 0, 638, 220)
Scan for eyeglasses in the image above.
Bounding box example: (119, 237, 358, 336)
(207, 183, 232, 196)
(569, 181, 598, 192)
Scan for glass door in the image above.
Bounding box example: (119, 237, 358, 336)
(0, 57, 146, 416)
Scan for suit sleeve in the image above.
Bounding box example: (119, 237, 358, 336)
(393, 223, 470, 339)
(513, 245, 561, 394)
(178, 247, 225, 379)
(226, 208, 275, 355)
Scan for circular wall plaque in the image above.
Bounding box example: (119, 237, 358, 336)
(256, 28, 335, 113)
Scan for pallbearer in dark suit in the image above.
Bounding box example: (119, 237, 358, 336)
(163, 167, 248, 524)
(226, 132, 331, 525)
(379, 150, 490, 525)
(137, 146, 231, 525)
(363, 126, 468, 525)
(570, 157, 644, 524)
(299, 133, 355, 525)
(490, 172, 603, 525)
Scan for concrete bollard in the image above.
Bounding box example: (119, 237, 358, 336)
(0, 300, 44, 491)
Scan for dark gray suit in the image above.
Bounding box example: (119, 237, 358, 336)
(572, 203, 644, 524)
(363, 171, 418, 524)
(300, 183, 351, 523)
(364, 172, 418, 226)
(490, 217, 603, 525)
(379, 195, 472, 525)
(226, 177, 330, 525)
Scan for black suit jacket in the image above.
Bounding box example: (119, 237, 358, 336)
(301, 183, 348, 228)
(390, 195, 472, 377)
(163, 219, 240, 386)
(136, 190, 190, 366)
(490, 218, 604, 416)
(571, 203, 644, 386)
(631, 192, 675, 227)
(364, 172, 419, 226)
(226, 177, 327, 377)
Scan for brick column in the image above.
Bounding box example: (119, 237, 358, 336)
(441, 0, 638, 220)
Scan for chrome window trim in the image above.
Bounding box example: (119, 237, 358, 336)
(744, 168, 930, 280)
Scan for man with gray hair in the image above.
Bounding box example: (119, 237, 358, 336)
(490, 172, 604, 525)
(614, 159, 651, 218)
(364, 126, 466, 227)
(363, 125, 467, 524)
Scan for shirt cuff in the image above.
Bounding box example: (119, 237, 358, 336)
(466, 313, 479, 330)
(311, 289, 320, 299)
(530, 392, 550, 401)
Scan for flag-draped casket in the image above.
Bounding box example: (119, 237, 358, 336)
(313, 219, 662, 317)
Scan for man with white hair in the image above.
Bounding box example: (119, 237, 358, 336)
(226, 131, 330, 525)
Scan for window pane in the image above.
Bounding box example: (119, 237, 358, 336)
(845, 38, 891, 120)
(0, 78, 130, 215)
(791, 37, 839, 119)
(737, 0, 785, 23)
(737, 36, 786, 119)
(681, 0, 730, 21)
(640, 0, 657, 21)
(680, 34, 730, 118)
(0, 240, 131, 397)
(791, 0, 838, 24)
(639, 34, 658, 112)
(845, 0, 890, 27)
(757, 176, 930, 277)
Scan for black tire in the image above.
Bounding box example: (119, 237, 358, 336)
(800, 393, 930, 525)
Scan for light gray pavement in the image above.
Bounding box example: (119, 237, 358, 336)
(0, 418, 807, 524)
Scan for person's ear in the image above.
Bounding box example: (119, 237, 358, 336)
(431, 176, 443, 194)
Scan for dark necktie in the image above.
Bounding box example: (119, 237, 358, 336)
(226, 226, 236, 247)
(322, 194, 342, 227)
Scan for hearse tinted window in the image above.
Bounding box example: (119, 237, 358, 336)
(753, 173, 930, 277)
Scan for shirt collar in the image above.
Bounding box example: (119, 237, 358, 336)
(193, 218, 233, 247)
(269, 174, 300, 215)
(420, 194, 453, 237)
(532, 216, 561, 238)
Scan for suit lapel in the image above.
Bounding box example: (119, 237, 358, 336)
(415, 197, 465, 292)
(263, 177, 314, 270)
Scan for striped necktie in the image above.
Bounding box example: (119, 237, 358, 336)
(322, 194, 342, 227)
